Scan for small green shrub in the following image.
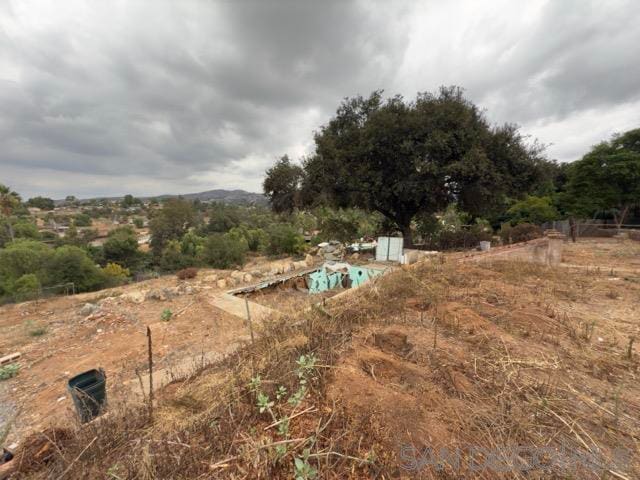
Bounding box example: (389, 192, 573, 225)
(161, 308, 173, 321)
(101, 262, 131, 287)
(73, 213, 92, 227)
(0, 363, 20, 381)
(265, 224, 305, 256)
(13, 273, 41, 301)
(200, 233, 247, 269)
(25, 319, 47, 337)
(176, 267, 198, 280)
(500, 223, 542, 244)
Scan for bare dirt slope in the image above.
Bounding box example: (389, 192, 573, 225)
(0, 271, 249, 444)
(4, 238, 640, 479)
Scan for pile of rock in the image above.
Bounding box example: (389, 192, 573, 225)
(316, 241, 345, 261)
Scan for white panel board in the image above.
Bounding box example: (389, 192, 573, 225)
(375, 236, 403, 262)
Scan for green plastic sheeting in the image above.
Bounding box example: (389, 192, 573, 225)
(308, 264, 384, 294)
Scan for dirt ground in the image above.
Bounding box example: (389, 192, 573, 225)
(325, 238, 640, 478)
(0, 273, 250, 445)
(3, 238, 640, 479)
(0, 253, 308, 446)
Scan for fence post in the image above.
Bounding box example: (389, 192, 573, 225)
(147, 326, 153, 421)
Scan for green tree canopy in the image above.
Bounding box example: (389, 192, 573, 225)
(303, 87, 548, 246)
(26, 196, 55, 210)
(103, 226, 140, 270)
(46, 245, 104, 292)
(263, 155, 304, 214)
(121, 194, 140, 208)
(149, 198, 196, 256)
(0, 240, 52, 294)
(506, 196, 559, 225)
(0, 184, 22, 242)
(200, 233, 247, 269)
(563, 128, 640, 229)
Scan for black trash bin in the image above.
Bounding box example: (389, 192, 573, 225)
(68, 368, 107, 423)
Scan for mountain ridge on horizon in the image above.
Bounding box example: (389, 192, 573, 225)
(54, 188, 267, 205)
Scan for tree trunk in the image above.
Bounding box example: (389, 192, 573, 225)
(400, 224, 413, 249)
(7, 222, 14, 242)
(569, 217, 577, 243)
(616, 205, 630, 233)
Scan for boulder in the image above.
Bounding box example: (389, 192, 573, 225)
(230, 270, 245, 281)
(293, 261, 307, 270)
(243, 273, 253, 283)
(122, 291, 145, 304)
(145, 289, 167, 301)
(304, 254, 314, 266)
(79, 303, 99, 316)
(203, 274, 218, 282)
(270, 262, 285, 275)
(216, 279, 227, 289)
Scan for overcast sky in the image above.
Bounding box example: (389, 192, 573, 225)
(1, 0, 639, 199)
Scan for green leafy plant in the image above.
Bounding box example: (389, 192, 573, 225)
(25, 319, 47, 337)
(0, 363, 20, 380)
(161, 308, 173, 321)
(294, 448, 317, 480)
(256, 392, 274, 415)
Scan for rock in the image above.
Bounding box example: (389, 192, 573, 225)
(122, 291, 145, 304)
(243, 273, 253, 283)
(304, 254, 314, 266)
(216, 279, 227, 289)
(226, 277, 237, 287)
(231, 270, 244, 281)
(164, 287, 180, 297)
(287, 262, 296, 272)
(251, 270, 262, 278)
(184, 286, 195, 295)
(79, 303, 99, 316)
(293, 260, 307, 270)
(351, 252, 360, 261)
(145, 289, 166, 301)
(204, 274, 218, 282)
(269, 262, 285, 275)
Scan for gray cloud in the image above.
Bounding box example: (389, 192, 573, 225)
(0, 0, 639, 199)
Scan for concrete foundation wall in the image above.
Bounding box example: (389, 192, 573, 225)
(463, 235, 564, 266)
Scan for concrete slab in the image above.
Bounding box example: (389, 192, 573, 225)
(209, 293, 277, 322)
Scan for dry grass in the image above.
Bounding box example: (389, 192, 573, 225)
(9, 254, 640, 479)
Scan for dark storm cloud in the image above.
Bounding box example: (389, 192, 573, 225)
(0, 0, 409, 197)
(0, 0, 639, 198)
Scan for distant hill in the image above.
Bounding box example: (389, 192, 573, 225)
(153, 189, 268, 205)
(58, 189, 268, 206)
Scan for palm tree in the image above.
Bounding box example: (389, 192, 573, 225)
(0, 184, 21, 242)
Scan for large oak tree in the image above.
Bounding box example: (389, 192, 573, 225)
(563, 128, 640, 231)
(263, 155, 304, 214)
(302, 87, 547, 246)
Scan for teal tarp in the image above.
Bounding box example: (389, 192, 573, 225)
(308, 264, 384, 294)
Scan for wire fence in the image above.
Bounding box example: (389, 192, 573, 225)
(541, 220, 640, 238)
(0, 282, 75, 306)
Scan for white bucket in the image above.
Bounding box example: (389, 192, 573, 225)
(479, 241, 491, 252)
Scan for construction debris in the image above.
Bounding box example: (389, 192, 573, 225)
(0, 353, 20, 366)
